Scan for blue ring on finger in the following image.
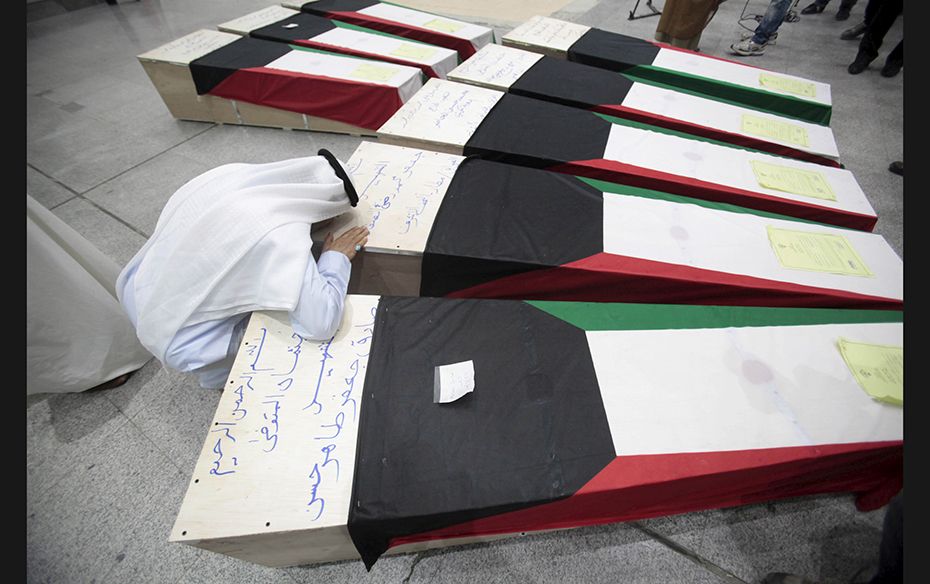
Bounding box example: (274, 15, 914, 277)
(354, 244, 362, 252)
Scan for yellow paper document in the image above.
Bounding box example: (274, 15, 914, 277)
(422, 18, 464, 33)
(837, 338, 903, 405)
(390, 43, 437, 61)
(767, 226, 872, 276)
(741, 114, 810, 147)
(750, 160, 836, 200)
(758, 73, 817, 98)
(351, 63, 397, 83)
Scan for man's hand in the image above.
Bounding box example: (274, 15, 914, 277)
(322, 226, 370, 261)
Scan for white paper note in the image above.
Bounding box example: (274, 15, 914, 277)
(433, 360, 475, 403)
(502, 16, 590, 52)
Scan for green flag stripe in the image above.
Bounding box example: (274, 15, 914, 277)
(526, 301, 902, 331)
(620, 72, 805, 121)
(622, 65, 832, 126)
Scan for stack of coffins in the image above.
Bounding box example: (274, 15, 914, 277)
(218, 5, 459, 78)
(502, 16, 832, 124)
(377, 79, 875, 229)
(163, 9, 903, 574)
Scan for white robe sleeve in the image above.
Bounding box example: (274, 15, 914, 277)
(288, 250, 351, 340)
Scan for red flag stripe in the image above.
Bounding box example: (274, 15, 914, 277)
(390, 441, 902, 548)
(328, 10, 477, 58)
(207, 66, 404, 130)
(445, 252, 900, 311)
(551, 158, 876, 231)
(594, 103, 840, 168)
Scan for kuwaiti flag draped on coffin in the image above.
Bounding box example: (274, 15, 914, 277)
(449, 44, 840, 167)
(503, 16, 832, 125)
(248, 11, 459, 78)
(189, 36, 422, 129)
(294, 0, 493, 59)
(347, 297, 903, 569)
(458, 92, 874, 230)
(417, 158, 901, 309)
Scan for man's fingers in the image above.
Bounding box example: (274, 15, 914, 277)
(336, 226, 370, 244)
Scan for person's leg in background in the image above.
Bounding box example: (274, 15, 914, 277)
(801, 0, 830, 15)
(881, 39, 903, 76)
(800, 0, 858, 18)
(761, 491, 903, 584)
(870, 491, 903, 583)
(836, 0, 858, 20)
(731, 0, 793, 55)
(848, 0, 902, 72)
(842, 0, 880, 40)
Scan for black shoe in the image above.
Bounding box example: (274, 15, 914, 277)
(881, 60, 902, 77)
(840, 21, 867, 40)
(888, 161, 903, 176)
(801, 2, 826, 14)
(836, 6, 851, 20)
(848, 52, 874, 74)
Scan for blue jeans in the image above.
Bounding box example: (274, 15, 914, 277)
(752, 0, 793, 44)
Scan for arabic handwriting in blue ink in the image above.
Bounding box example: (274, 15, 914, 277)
(401, 150, 424, 178)
(231, 384, 247, 421)
(260, 426, 279, 453)
(373, 195, 393, 210)
(342, 360, 361, 421)
(360, 162, 387, 199)
(303, 337, 334, 414)
(211, 427, 237, 442)
(273, 333, 304, 377)
(260, 400, 281, 453)
(306, 464, 325, 520)
(249, 328, 273, 372)
(315, 411, 345, 441)
(368, 209, 382, 231)
(401, 196, 430, 234)
(209, 438, 235, 476)
(320, 444, 340, 481)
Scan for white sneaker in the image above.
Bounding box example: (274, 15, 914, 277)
(739, 30, 777, 44)
(730, 38, 766, 56)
